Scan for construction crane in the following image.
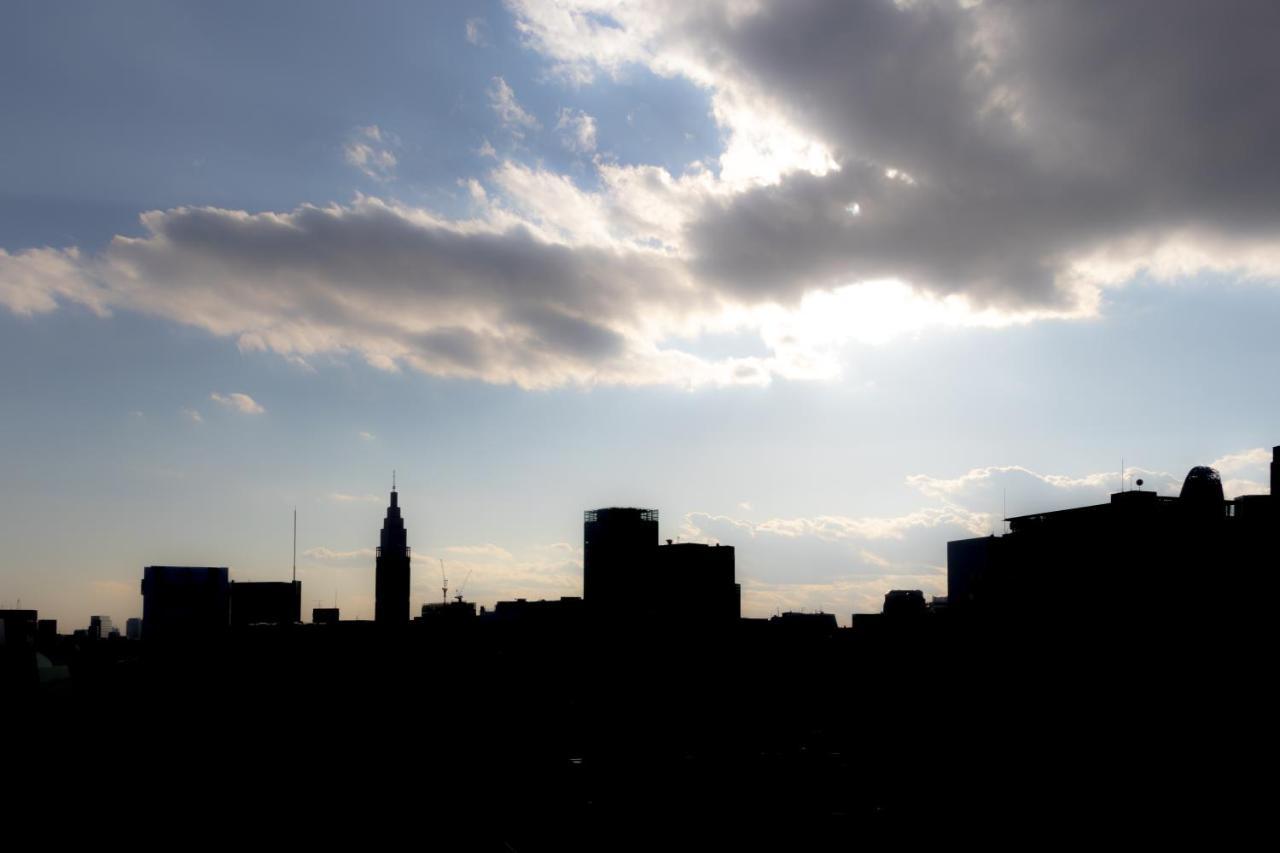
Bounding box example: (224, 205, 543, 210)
(454, 569, 473, 603)
(439, 558, 448, 605)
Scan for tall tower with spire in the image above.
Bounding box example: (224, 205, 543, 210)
(374, 474, 410, 625)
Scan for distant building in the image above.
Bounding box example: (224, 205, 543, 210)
(312, 607, 340, 625)
(88, 615, 114, 640)
(374, 487, 410, 626)
(882, 590, 927, 619)
(419, 599, 477, 627)
(656, 541, 741, 628)
(141, 566, 230, 642)
(0, 610, 38, 647)
(37, 619, 58, 647)
(490, 596, 586, 628)
(946, 448, 1279, 620)
(769, 611, 838, 638)
(584, 508, 659, 622)
(230, 581, 301, 627)
(584, 508, 745, 631)
(125, 617, 142, 641)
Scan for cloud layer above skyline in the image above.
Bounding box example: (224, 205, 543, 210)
(5, 0, 1280, 390)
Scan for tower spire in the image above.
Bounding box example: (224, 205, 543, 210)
(392, 469, 396, 491)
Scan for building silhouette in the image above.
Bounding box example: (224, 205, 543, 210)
(125, 617, 142, 641)
(88, 615, 116, 640)
(230, 580, 301, 627)
(583, 507, 658, 623)
(312, 607, 339, 625)
(140, 566, 230, 643)
(374, 486, 410, 625)
(656, 541, 740, 628)
(947, 448, 1279, 622)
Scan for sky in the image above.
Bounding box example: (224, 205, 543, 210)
(2, 0, 1279, 630)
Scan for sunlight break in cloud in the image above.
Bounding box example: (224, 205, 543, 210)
(210, 392, 265, 414)
(6, 2, 1280, 391)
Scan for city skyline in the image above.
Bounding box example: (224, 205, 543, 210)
(4, 1, 1280, 630)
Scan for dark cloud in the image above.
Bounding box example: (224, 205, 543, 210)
(682, 0, 1280, 308)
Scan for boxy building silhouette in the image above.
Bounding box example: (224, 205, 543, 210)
(947, 447, 1279, 622)
(140, 566, 230, 643)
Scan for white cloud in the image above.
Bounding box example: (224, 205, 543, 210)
(181, 407, 203, 423)
(7, 2, 1280, 391)
(303, 546, 376, 561)
(358, 431, 375, 441)
(0, 247, 109, 317)
(442, 543, 514, 560)
(556, 107, 598, 152)
(488, 77, 540, 137)
(329, 493, 382, 504)
(464, 17, 489, 46)
(210, 392, 265, 414)
(344, 125, 398, 181)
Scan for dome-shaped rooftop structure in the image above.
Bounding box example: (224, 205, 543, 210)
(1180, 466, 1225, 508)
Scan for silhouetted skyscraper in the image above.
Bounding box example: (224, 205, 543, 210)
(584, 507, 658, 622)
(375, 487, 410, 625)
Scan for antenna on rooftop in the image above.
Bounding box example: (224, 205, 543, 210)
(392, 469, 396, 491)
(292, 507, 297, 584)
(440, 558, 448, 605)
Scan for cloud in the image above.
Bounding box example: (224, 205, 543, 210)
(509, 0, 1280, 312)
(0, 247, 109, 317)
(329, 492, 382, 504)
(7, 1, 1280, 390)
(358, 431, 375, 441)
(465, 17, 489, 47)
(442, 543, 514, 560)
(181, 407, 203, 423)
(556, 108, 597, 152)
(303, 546, 376, 561)
(210, 392, 265, 414)
(488, 77, 540, 137)
(344, 125, 398, 181)
(1208, 447, 1272, 497)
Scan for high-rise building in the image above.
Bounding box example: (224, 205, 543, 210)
(584, 507, 658, 621)
(141, 566, 230, 642)
(125, 617, 142, 641)
(88, 615, 114, 640)
(375, 487, 411, 625)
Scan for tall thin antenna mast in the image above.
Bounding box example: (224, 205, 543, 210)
(1121, 458, 1125, 492)
(292, 507, 297, 583)
(393, 469, 396, 491)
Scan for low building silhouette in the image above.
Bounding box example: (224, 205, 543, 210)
(141, 566, 230, 643)
(656, 541, 741, 629)
(946, 449, 1279, 623)
(312, 607, 340, 625)
(230, 580, 301, 627)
